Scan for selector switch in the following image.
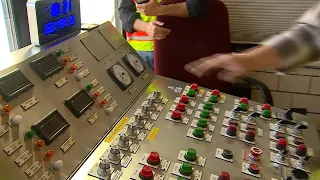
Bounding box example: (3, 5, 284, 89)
(108, 145, 121, 161)
(176, 103, 186, 112)
(139, 165, 154, 180)
(171, 110, 182, 121)
(180, 95, 189, 104)
(184, 148, 197, 161)
(147, 152, 161, 165)
(141, 105, 151, 119)
(218, 171, 230, 180)
(97, 159, 111, 176)
(226, 124, 237, 136)
(179, 162, 193, 176)
(221, 149, 233, 159)
(197, 118, 208, 128)
(10, 115, 22, 126)
(152, 90, 162, 103)
(127, 123, 138, 137)
(118, 133, 130, 148)
(245, 129, 256, 142)
(296, 144, 308, 157)
(52, 160, 64, 171)
(193, 127, 204, 138)
(276, 138, 288, 151)
(248, 164, 260, 174)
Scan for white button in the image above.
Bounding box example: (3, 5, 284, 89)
(10, 115, 22, 126)
(75, 74, 83, 81)
(52, 160, 64, 171)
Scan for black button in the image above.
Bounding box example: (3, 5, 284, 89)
(292, 169, 308, 179)
(222, 149, 233, 159)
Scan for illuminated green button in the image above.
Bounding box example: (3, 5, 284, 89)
(209, 95, 218, 103)
(55, 49, 63, 57)
(184, 148, 197, 161)
(197, 118, 208, 128)
(203, 102, 213, 110)
(192, 127, 204, 138)
(238, 103, 248, 111)
(24, 130, 36, 139)
(86, 83, 94, 91)
(200, 109, 210, 119)
(187, 89, 196, 97)
(262, 110, 271, 118)
(179, 162, 193, 176)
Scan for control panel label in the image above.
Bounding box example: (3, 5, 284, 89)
(61, 47, 71, 54)
(69, 54, 78, 62)
(38, 171, 52, 180)
(87, 112, 100, 125)
(60, 137, 76, 153)
(96, 86, 106, 95)
(142, 73, 149, 80)
(20, 96, 39, 110)
(75, 61, 84, 69)
(25, 161, 42, 178)
(147, 127, 159, 140)
(128, 86, 137, 94)
(15, 150, 33, 167)
(55, 77, 69, 88)
(79, 69, 90, 77)
(4, 139, 22, 155)
(105, 117, 129, 143)
(0, 125, 9, 137)
(91, 79, 99, 87)
(104, 93, 112, 102)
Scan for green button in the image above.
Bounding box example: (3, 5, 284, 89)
(200, 109, 210, 119)
(184, 148, 197, 161)
(262, 110, 271, 118)
(177, 177, 186, 180)
(24, 130, 36, 139)
(238, 103, 248, 111)
(209, 95, 218, 103)
(179, 162, 193, 176)
(197, 118, 208, 128)
(192, 127, 204, 138)
(203, 102, 213, 110)
(86, 83, 94, 91)
(55, 49, 63, 57)
(187, 89, 196, 97)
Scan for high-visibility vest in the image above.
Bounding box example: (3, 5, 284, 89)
(127, 0, 162, 51)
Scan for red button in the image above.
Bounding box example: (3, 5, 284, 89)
(2, 104, 12, 115)
(176, 103, 186, 112)
(297, 144, 307, 152)
(34, 140, 45, 150)
(278, 138, 287, 147)
(250, 147, 263, 157)
(228, 124, 237, 132)
(94, 91, 101, 98)
(212, 89, 220, 96)
(99, 99, 107, 107)
(171, 110, 182, 120)
(139, 165, 154, 179)
(190, 83, 198, 91)
(44, 150, 54, 160)
(63, 57, 71, 65)
(275, 132, 285, 139)
(147, 152, 161, 165)
(247, 129, 256, 137)
(248, 164, 260, 174)
(246, 124, 255, 130)
(219, 171, 230, 180)
(294, 138, 304, 145)
(262, 104, 271, 110)
(180, 95, 189, 104)
(69, 64, 77, 73)
(239, 97, 248, 104)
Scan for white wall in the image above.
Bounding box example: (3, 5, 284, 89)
(80, 0, 115, 25)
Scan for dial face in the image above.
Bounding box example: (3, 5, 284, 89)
(108, 63, 133, 90)
(124, 53, 145, 76)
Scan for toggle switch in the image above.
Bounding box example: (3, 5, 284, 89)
(108, 145, 121, 161)
(97, 159, 111, 176)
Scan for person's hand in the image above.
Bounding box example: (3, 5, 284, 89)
(145, 21, 171, 40)
(185, 53, 257, 83)
(136, 0, 162, 16)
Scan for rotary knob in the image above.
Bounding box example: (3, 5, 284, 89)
(141, 105, 151, 119)
(118, 133, 130, 148)
(146, 97, 156, 110)
(126, 123, 138, 137)
(152, 90, 162, 102)
(292, 169, 309, 180)
(108, 145, 121, 161)
(97, 159, 111, 176)
(134, 114, 145, 127)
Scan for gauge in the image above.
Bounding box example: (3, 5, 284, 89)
(107, 63, 133, 90)
(123, 53, 145, 76)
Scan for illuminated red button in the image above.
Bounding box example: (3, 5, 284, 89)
(262, 104, 271, 110)
(248, 164, 260, 174)
(180, 95, 189, 104)
(226, 124, 237, 136)
(34, 140, 45, 150)
(147, 152, 161, 165)
(250, 147, 263, 157)
(44, 150, 54, 160)
(212, 89, 220, 96)
(139, 165, 154, 180)
(239, 97, 248, 104)
(245, 129, 256, 142)
(276, 138, 287, 150)
(218, 171, 230, 180)
(176, 103, 186, 112)
(1, 104, 12, 115)
(99, 99, 107, 107)
(69, 64, 77, 73)
(171, 110, 182, 120)
(296, 144, 307, 157)
(94, 91, 101, 98)
(63, 57, 71, 65)
(190, 83, 198, 91)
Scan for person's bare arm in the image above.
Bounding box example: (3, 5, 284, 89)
(133, 19, 171, 40)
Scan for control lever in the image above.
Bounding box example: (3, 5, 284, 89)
(292, 124, 308, 136)
(275, 120, 296, 130)
(296, 156, 310, 169)
(231, 107, 243, 118)
(247, 112, 260, 123)
(277, 150, 288, 162)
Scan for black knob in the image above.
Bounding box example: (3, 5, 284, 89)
(222, 149, 233, 159)
(292, 169, 309, 179)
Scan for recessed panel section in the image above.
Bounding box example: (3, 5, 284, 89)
(32, 109, 70, 145)
(65, 89, 95, 117)
(98, 24, 126, 49)
(29, 54, 64, 80)
(0, 69, 34, 101)
(123, 53, 145, 76)
(107, 63, 133, 90)
(80, 34, 111, 60)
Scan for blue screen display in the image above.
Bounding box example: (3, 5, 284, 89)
(44, 0, 75, 35)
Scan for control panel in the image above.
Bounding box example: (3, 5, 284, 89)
(0, 21, 319, 180)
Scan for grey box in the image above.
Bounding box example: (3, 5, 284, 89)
(292, 94, 320, 113)
(251, 72, 279, 90)
(310, 77, 320, 95)
(279, 75, 311, 93)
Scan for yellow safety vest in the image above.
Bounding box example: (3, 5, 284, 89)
(126, 0, 162, 51)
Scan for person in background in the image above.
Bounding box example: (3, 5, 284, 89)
(119, 0, 208, 69)
(185, 2, 320, 82)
